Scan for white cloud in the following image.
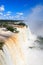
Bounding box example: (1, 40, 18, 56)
(8, 16, 15, 19)
(6, 13, 10, 16)
(0, 12, 3, 15)
(5, 11, 12, 16)
(16, 12, 23, 16)
(0, 11, 24, 20)
(15, 15, 20, 19)
(0, 5, 5, 11)
(15, 12, 24, 20)
(27, 5, 43, 36)
(4, 14, 6, 16)
(7, 11, 12, 14)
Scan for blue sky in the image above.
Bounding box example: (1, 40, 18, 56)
(0, 0, 43, 20)
(0, 0, 43, 36)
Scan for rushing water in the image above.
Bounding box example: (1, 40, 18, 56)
(0, 26, 43, 65)
(28, 36, 43, 65)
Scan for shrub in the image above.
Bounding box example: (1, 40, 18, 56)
(6, 26, 14, 32)
(3, 23, 8, 27)
(18, 22, 26, 26)
(18, 22, 28, 27)
(0, 41, 4, 50)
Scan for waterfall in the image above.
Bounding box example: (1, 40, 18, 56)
(0, 26, 37, 65)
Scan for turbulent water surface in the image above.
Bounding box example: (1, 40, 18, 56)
(0, 26, 43, 65)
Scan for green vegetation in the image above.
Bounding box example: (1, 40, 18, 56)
(6, 26, 15, 32)
(0, 20, 24, 24)
(3, 22, 8, 27)
(0, 20, 27, 32)
(18, 22, 28, 27)
(18, 22, 26, 26)
(0, 41, 4, 50)
(6, 26, 19, 33)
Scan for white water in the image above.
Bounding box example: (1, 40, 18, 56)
(0, 26, 43, 65)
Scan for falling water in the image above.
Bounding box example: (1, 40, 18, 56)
(0, 26, 43, 65)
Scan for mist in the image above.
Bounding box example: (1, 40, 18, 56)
(26, 5, 43, 37)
